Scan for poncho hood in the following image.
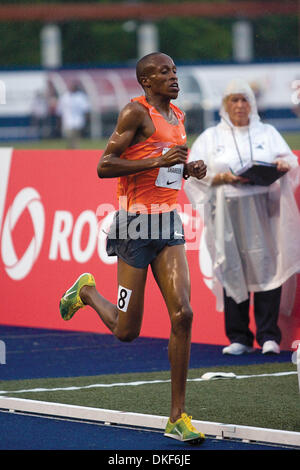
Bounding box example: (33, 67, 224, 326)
(219, 78, 260, 128)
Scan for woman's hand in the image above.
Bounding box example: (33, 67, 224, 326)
(275, 158, 290, 173)
(212, 171, 250, 186)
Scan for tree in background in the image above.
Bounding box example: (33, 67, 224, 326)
(0, 0, 298, 67)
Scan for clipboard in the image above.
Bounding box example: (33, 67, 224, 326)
(232, 160, 285, 186)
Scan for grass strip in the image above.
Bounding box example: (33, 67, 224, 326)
(1, 362, 299, 432)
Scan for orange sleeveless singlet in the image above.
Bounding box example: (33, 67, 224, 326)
(117, 95, 187, 214)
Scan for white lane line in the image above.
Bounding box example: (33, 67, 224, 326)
(0, 371, 296, 395)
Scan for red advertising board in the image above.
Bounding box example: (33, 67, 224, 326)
(1, 148, 300, 349)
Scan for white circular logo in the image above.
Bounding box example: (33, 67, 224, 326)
(1, 187, 45, 280)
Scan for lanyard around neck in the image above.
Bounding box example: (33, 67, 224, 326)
(230, 127, 253, 168)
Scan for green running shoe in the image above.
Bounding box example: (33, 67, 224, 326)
(59, 273, 95, 321)
(164, 413, 205, 445)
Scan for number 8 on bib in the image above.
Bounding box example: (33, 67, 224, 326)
(117, 285, 132, 312)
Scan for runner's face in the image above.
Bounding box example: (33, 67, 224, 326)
(144, 55, 179, 98)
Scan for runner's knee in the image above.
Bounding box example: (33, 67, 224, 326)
(170, 304, 193, 333)
(115, 326, 140, 343)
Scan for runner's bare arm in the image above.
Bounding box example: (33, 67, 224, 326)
(97, 102, 188, 178)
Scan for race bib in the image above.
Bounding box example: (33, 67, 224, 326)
(117, 285, 132, 312)
(155, 148, 184, 190)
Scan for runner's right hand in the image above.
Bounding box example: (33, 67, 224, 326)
(160, 145, 188, 167)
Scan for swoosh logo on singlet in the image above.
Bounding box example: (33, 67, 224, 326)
(167, 180, 177, 185)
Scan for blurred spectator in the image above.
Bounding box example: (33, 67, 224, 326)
(46, 80, 59, 138)
(31, 90, 48, 139)
(250, 80, 267, 121)
(56, 81, 90, 148)
(291, 77, 300, 119)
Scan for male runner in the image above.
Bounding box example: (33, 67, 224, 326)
(59, 52, 207, 444)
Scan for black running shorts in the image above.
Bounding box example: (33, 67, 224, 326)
(106, 209, 185, 269)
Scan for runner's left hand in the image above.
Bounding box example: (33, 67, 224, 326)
(184, 160, 207, 180)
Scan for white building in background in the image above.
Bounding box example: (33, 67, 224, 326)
(0, 60, 299, 140)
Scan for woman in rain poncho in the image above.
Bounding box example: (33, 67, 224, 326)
(185, 78, 300, 355)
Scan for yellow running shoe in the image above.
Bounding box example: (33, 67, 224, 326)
(59, 273, 95, 321)
(164, 413, 205, 445)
